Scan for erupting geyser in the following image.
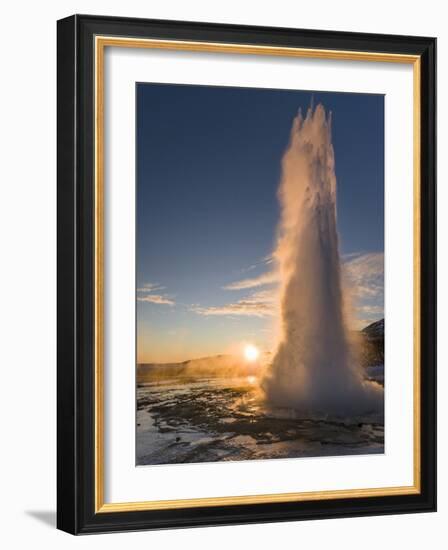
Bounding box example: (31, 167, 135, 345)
(263, 104, 382, 416)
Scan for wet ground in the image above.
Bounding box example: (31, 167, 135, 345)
(136, 374, 384, 465)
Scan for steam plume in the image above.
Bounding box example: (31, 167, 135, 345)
(263, 104, 382, 416)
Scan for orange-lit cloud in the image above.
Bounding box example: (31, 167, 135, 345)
(192, 288, 276, 318)
(137, 295, 175, 305)
(137, 282, 175, 306)
(137, 283, 165, 292)
(223, 270, 278, 290)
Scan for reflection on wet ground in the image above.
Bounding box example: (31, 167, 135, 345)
(136, 376, 384, 465)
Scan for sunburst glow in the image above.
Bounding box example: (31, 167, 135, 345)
(244, 344, 259, 362)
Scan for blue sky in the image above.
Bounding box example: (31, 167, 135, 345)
(136, 83, 384, 363)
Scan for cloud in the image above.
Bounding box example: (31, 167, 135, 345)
(239, 254, 275, 274)
(223, 270, 279, 290)
(342, 252, 384, 326)
(137, 283, 165, 292)
(193, 252, 383, 322)
(342, 251, 364, 261)
(353, 305, 385, 330)
(343, 252, 384, 299)
(355, 304, 384, 316)
(192, 288, 277, 318)
(227, 253, 382, 296)
(137, 282, 175, 306)
(137, 295, 175, 305)
(250, 288, 277, 303)
(225, 252, 383, 297)
(225, 254, 278, 289)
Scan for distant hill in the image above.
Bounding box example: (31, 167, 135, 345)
(359, 318, 384, 367)
(362, 318, 384, 338)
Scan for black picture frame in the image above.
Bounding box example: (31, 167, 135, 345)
(57, 14, 436, 534)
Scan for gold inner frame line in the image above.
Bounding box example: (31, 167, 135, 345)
(94, 35, 421, 514)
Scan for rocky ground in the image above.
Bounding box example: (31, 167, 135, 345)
(136, 375, 384, 466)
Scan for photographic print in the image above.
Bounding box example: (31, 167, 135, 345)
(136, 83, 385, 466)
(57, 17, 436, 533)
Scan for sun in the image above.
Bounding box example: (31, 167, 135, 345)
(244, 344, 260, 362)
